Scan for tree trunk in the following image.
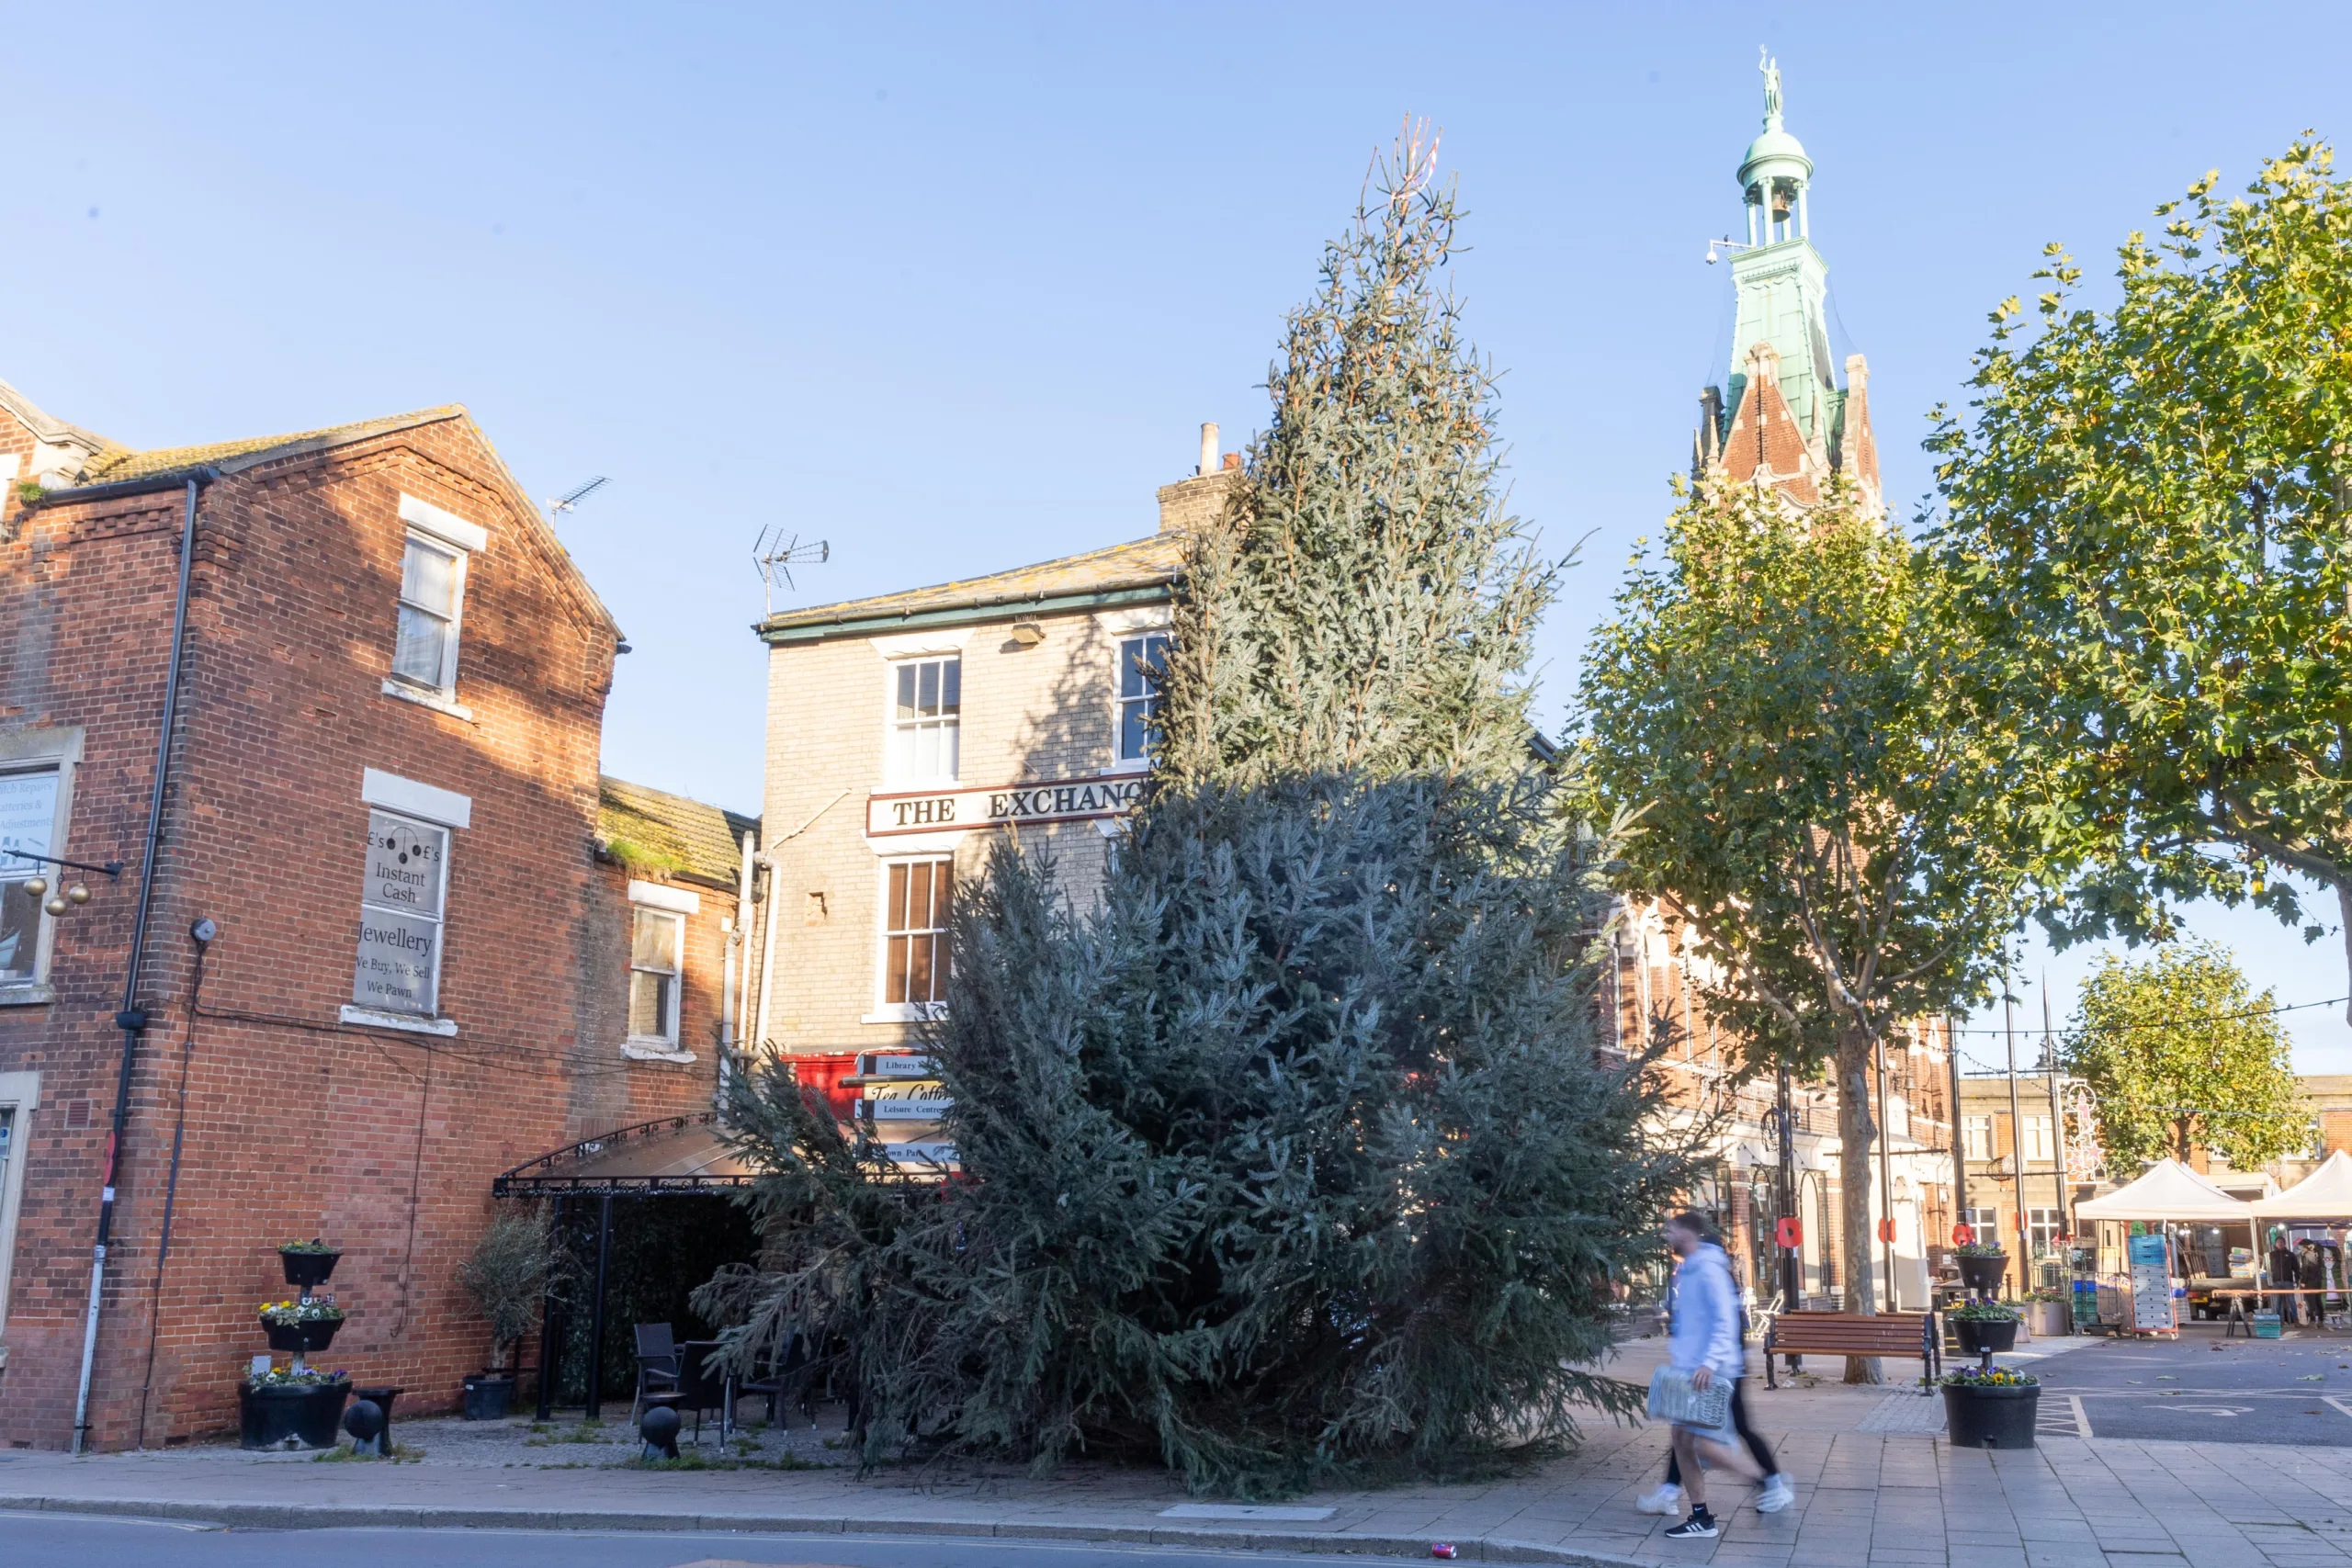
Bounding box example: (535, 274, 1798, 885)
(2340, 881, 2352, 1028)
(1836, 1025, 1883, 1384)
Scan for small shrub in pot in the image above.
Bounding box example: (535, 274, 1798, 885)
(458, 1208, 567, 1419)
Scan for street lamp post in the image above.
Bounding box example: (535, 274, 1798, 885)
(1778, 1062, 1801, 1310)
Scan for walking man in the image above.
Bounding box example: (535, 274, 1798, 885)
(1649, 1212, 1793, 1540)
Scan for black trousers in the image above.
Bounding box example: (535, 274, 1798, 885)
(1663, 1377, 1777, 1483)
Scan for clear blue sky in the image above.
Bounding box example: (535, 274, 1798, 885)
(6, 4, 2346, 1066)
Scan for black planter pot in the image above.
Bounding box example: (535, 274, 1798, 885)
(278, 1249, 342, 1289)
(1956, 1253, 2010, 1293)
(462, 1374, 516, 1421)
(239, 1381, 351, 1450)
(1954, 1317, 2020, 1355)
(1943, 1382, 2040, 1449)
(261, 1315, 345, 1354)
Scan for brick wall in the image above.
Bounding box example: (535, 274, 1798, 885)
(0, 411, 707, 1449)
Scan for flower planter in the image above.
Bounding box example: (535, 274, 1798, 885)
(1953, 1317, 2019, 1355)
(261, 1315, 344, 1354)
(1955, 1253, 2009, 1293)
(278, 1248, 342, 1289)
(462, 1373, 516, 1421)
(239, 1380, 350, 1450)
(1942, 1382, 2039, 1449)
(2028, 1300, 2070, 1338)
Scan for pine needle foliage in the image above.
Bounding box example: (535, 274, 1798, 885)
(701, 130, 1686, 1497)
(1160, 130, 1554, 789)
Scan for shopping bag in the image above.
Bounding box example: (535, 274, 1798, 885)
(1646, 1364, 1732, 1431)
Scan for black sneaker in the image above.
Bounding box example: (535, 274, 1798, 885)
(1663, 1508, 1720, 1540)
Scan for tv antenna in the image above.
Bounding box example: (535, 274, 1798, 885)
(545, 476, 609, 520)
(753, 527, 831, 615)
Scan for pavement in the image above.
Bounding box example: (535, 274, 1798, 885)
(3, 1326, 2351, 1568)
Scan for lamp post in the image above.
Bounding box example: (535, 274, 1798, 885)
(1778, 1062, 1801, 1309)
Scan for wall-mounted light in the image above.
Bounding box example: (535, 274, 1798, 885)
(1008, 622, 1046, 648)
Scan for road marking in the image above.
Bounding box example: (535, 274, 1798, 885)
(2070, 1394, 2092, 1438)
(2325, 1397, 2352, 1423)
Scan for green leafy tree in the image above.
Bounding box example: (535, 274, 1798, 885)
(1927, 140, 2352, 1015)
(2062, 941, 2312, 1170)
(1580, 475, 2032, 1376)
(701, 130, 1690, 1495)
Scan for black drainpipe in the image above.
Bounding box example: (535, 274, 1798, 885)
(70, 472, 209, 1453)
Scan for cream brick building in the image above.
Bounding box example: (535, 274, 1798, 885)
(740, 440, 1240, 1111)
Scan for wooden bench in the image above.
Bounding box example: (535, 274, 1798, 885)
(1762, 1310, 1940, 1393)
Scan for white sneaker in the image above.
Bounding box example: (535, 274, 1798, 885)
(1636, 1483, 1684, 1515)
(1755, 1474, 1795, 1513)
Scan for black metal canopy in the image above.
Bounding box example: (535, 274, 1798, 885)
(492, 1111, 755, 1198)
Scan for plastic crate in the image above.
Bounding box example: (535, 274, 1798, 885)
(2252, 1311, 2282, 1339)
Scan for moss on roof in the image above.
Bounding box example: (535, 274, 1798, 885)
(597, 775, 759, 891)
(762, 532, 1184, 633)
(76, 406, 466, 486)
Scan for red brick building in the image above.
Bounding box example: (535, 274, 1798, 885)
(0, 382, 731, 1449)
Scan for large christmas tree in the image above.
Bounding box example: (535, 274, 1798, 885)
(705, 131, 1687, 1495)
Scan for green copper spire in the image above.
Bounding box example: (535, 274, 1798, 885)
(1719, 51, 1841, 455)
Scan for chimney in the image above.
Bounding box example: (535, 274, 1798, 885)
(1157, 420, 1243, 534)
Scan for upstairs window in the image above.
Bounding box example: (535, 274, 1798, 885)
(0, 768, 62, 988)
(392, 533, 467, 694)
(888, 658, 960, 784)
(628, 908, 684, 1044)
(2022, 1113, 2053, 1164)
(880, 858, 952, 1011)
(1115, 633, 1170, 766)
(1961, 1114, 1993, 1162)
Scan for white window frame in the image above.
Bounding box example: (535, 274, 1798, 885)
(626, 904, 687, 1053)
(1962, 1207, 2003, 1248)
(2026, 1206, 2063, 1258)
(866, 855, 953, 1023)
(2022, 1113, 2053, 1164)
(1962, 1113, 1994, 1162)
(0, 728, 82, 1007)
(390, 532, 469, 691)
(883, 655, 962, 786)
(0, 1069, 37, 1349)
(381, 494, 487, 720)
(1112, 631, 1170, 771)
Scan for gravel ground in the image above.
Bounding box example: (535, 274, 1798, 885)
(219, 1400, 863, 1469)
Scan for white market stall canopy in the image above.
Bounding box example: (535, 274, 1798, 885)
(2251, 1150, 2352, 1219)
(2075, 1158, 2256, 1222)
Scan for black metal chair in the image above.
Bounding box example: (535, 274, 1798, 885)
(674, 1340, 730, 1443)
(629, 1323, 679, 1426)
(737, 1331, 823, 1428)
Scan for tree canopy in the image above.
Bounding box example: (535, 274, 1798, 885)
(1927, 140, 2352, 1012)
(1580, 473, 2032, 1355)
(2061, 940, 2312, 1171)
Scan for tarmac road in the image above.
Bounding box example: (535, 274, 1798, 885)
(2030, 1328, 2352, 1444)
(0, 1515, 1408, 1568)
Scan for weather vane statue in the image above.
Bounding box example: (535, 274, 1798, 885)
(1759, 47, 1782, 122)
